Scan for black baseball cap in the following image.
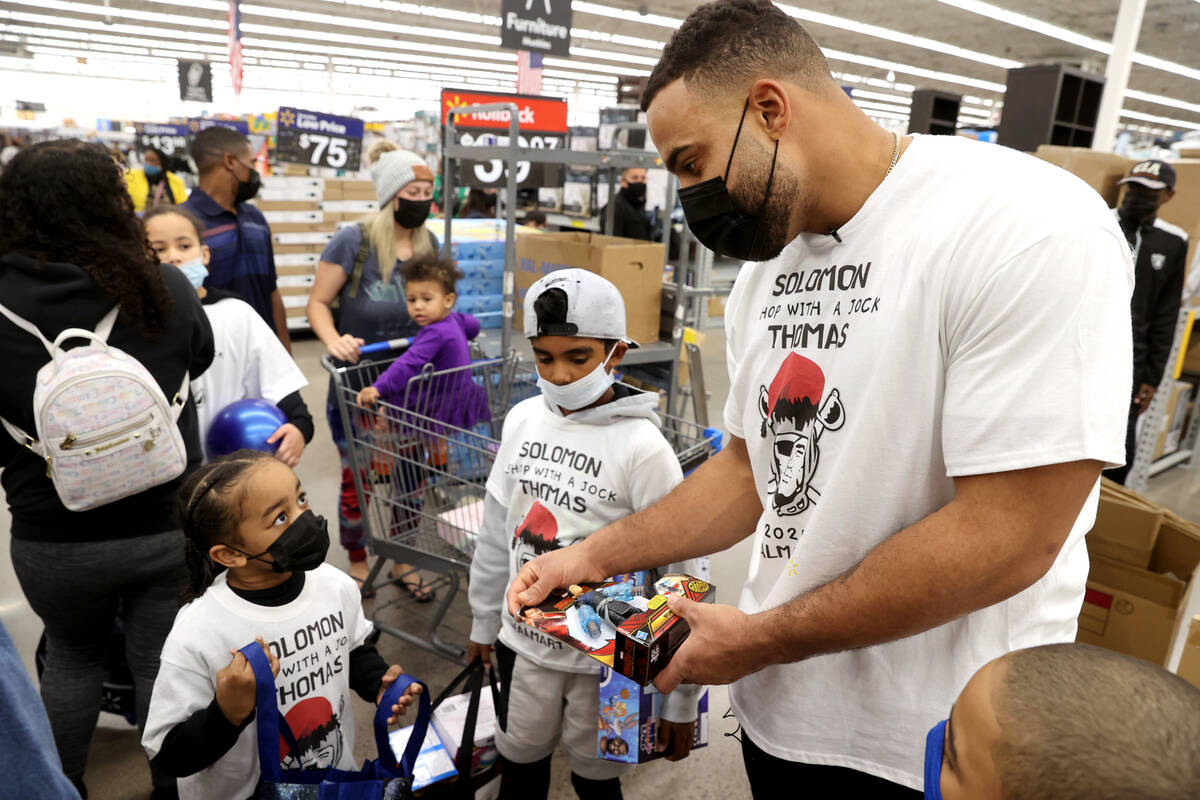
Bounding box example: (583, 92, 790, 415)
(1120, 159, 1177, 191)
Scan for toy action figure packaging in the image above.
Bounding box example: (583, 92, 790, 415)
(517, 573, 715, 685)
(597, 668, 709, 764)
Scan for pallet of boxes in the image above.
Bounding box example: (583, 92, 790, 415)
(256, 173, 378, 331)
(1078, 479, 1200, 687)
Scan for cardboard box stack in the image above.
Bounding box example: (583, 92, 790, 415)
(258, 176, 326, 331)
(257, 176, 381, 331)
(1178, 614, 1200, 689)
(515, 232, 665, 344)
(1077, 479, 1200, 673)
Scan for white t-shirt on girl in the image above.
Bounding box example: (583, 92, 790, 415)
(193, 295, 307, 454)
(721, 134, 1133, 789)
(142, 564, 374, 800)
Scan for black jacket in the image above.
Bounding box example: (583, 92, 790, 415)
(600, 193, 652, 241)
(0, 253, 215, 542)
(1117, 212, 1189, 390)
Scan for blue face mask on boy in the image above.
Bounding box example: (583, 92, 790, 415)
(144, 164, 162, 178)
(924, 718, 947, 800)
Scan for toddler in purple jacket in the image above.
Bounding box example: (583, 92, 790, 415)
(357, 256, 489, 430)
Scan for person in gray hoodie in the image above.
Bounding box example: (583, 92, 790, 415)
(468, 269, 704, 799)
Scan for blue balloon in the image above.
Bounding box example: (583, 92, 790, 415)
(206, 398, 287, 457)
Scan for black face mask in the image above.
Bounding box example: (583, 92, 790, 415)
(231, 511, 330, 573)
(620, 182, 647, 207)
(1119, 190, 1160, 223)
(676, 99, 780, 262)
(394, 197, 432, 229)
(231, 164, 261, 205)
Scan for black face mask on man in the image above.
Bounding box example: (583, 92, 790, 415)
(230, 511, 330, 573)
(676, 99, 782, 262)
(619, 182, 647, 207)
(230, 162, 261, 204)
(394, 197, 432, 229)
(1119, 189, 1160, 223)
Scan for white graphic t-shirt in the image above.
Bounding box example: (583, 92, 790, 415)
(723, 135, 1133, 788)
(193, 295, 307, 455)
(142, 564, 374, 800)
(474, 390, 692, 674)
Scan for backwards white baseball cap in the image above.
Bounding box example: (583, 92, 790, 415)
(523, 268, 639, 348)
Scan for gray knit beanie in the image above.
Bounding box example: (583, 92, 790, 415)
(370, 149, 434, 208)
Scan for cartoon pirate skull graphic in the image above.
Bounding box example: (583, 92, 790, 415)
(511, 500, 561, 569)
(758, 352, 845, 516)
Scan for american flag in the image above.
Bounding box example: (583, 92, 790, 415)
(516, 50, 543, 95)
(228, 0, 244, 96)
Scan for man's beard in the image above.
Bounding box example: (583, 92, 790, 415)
(727, 137, 803, 261)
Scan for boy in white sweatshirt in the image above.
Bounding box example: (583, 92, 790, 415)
(468, 269, 703, 799)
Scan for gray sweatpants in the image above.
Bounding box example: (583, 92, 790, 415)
(10, 530, 189, 788)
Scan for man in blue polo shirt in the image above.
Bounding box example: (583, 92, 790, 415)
(184, 126, 291, 350)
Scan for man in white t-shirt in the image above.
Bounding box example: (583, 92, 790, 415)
(506, 0, 1133, 795)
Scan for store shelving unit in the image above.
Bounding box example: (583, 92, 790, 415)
(441, 104, 715, 416)
(1127, 309, 1199, 492)
(997, 64, 1104, 151)
(907, 89, 961, 135)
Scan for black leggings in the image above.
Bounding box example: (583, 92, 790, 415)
(741, 733, 921, 799)
(10, 531, 189, 789)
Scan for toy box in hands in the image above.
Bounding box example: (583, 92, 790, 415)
(598, 668, 708, 763)
(518, 574, 715, 685)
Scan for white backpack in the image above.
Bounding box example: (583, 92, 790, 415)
(0, 302, 191, 511)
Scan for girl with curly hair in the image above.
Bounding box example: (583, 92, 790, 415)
(0, 139, 215, 799)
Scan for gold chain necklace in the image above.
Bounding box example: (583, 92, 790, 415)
(886, 131, 902, 177)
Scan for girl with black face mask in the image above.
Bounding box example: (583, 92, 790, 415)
(142, 451, 423, 800)
(306, 148, 441, 600)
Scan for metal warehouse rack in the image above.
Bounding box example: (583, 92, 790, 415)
(1127, 308, 1199, 492)
(440, 103, 720, 419)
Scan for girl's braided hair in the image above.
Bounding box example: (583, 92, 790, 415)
(177, 449, 274, 604)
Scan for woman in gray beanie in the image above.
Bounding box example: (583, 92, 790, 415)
(308, 147, 438, 600)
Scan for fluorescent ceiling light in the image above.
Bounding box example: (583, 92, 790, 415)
(930, 0, 1111, 53)
(932, 0, 1200, 84)
(2, 23, 228, 57)
(571, 1, 679, 29)
(849, 89, 913, 105)
(571, 27, 665, 51)
(240, 4, 500, 46)
(543, 69, 617, 84)
(823, 48, 1006, 93)
(1, 10, 230, 44)
(1120, 108, 1200, 131)
(778, 5, 1020, 70)
(569, 46, 658, 66)
(854, 99, 913, 115)
(238, 24, 515, 64)
(2, 0, 225, 29)
(834, 72, 917, 93)
(1124, 89, 1200, 115)
(543, 57, 649, 78)
(576, 0, 1020, 74)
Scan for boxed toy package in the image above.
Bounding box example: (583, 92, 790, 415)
(517, 573, 715, 685)
(597, 668, 709, 764)
(431, 684, 500, 777)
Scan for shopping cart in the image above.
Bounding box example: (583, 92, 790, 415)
(324, 349, 722, 661)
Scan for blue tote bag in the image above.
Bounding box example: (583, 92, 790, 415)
(240, 642, 430, 800)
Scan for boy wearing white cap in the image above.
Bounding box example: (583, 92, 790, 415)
(468, 269, 704, 798)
